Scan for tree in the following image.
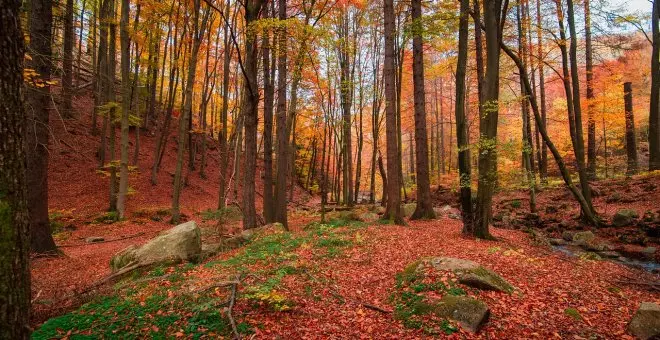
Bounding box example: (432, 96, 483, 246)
(172, 0, 210, 223)
(240, 0, 265, 229)
(474, 0, 505, 238)
(262, 6, 275, 223)
(26, 0, 58, 253)
(650, 0, 660, 171)
(563, 0, 595, 220)
(384, 0, 404, 224)
(274, 0, 289, 228)
(455, 0, 474, 232)
(62, 0, 75, 118)
(0, 0, 32, 334)
(624, 82, 638, 175)
(584, 0, 596, 179)
(118, 0, 131, 219)
(410, 0, 435, 220)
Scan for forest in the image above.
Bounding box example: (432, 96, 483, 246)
(1, 0, 660, 337)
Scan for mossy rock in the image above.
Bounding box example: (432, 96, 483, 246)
(402, 203, 417, 217)
(419, 257, 514, 293)
(628, 302, 660, 340)
(613, 209, 639, 227)
(110, 221, 201, 272)
(430, 295, 490, 333)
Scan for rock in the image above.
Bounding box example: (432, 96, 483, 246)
(358, 212, 380, 223)
(402, 203, 417, 217)
(432, 295, 490, 333)
(628, 302, 660, 340)
(448, 213, 462, 220)
(549, 238, 567, 246)
(545, 205, 558, 214)
(110, 221, 201, 272)
(613, 209, 639, 227)
(425, 257, 514, 293)
(606, 192, 622, 203)
(598, 251, 621, 258)
(559, 220, 577, 229)
(562, 231, 575, 242)
(572, 231, 595, 246)
(642, 247, 657, 260)
(85, 236, 105, 243)
(529, 229, 550, 247)
(583, 241, 606, 252)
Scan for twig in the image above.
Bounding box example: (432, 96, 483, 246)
(612, 279, 660, 291)
(303, 269, 391, 314)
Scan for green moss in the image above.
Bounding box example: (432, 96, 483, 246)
(465, 267, 514, 294)
(564, 308, 582, 320)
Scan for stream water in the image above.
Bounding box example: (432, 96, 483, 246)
(553, 245, 660, 273)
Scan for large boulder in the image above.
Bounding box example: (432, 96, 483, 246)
(423, 257, 514, 293)
(402, 203, 417, 217)
(431, 295, 490, 333)
(572, 231, 595, 246)
(628, 302, 660, 339)
(110, 221, 201, 271)
(613, 209, 639, 227)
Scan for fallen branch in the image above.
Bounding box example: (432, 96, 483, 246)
(226, 274, 241, 340)
(60, 232, 146, 248)
(612, 279, 660, 291)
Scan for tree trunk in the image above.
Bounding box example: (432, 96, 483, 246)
(26, 0, 58, 253)
(262, 14, 275, 223)
(117, 0, 131, 219)
(474, 0, 503, 239)
(536, 0, 548, 182)
(455, 0, 474, 233)
(218, 0, 233, 209)
(172, 1, 209, 223)
(650, 0, 660, 171)
(0, 2, 32, 335)
(566, 0, 595, 220)
(274, 0, 289, 228)
(410, 0, 435, 220)
(624, 82, 638, 175)
(62, 0, 74, 118)
(584, 0, 596, 179)
(383, 0, 404, 224)
(241, 0, 265, 229)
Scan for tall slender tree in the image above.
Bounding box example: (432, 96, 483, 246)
(410, 0, 435, 220)
(650, 0, 660, 171)
(241, 0, 265, 229)
(474, 0, 504, 238)
(274, 0, 289, 228)
(455, 0, 474, 232)
(26, 0, 58, 253)
(383, 0, 404, 224)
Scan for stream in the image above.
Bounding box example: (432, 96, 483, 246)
(553, 244, 660, 273)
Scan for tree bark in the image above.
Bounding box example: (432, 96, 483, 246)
(383, 0, 404, 224)
(62, 0, 74, 118)
(0, 1, 32, 335)
(474, 0, 503, 239)
(274, 0, 289, 228)
(410, 0, 435, 220)
(624, 82, 638, 175)
(26, 0, 58, 253)
(117, 0, 130, 219)
(456, 0, 474, 233)
(650, 0, 660, 171)
(241, 0, 265, 229)
(262, 12, 275, 223)
(584, 0, 596, 179)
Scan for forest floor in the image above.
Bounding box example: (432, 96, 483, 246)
(31, 96, 660, 337)
(31, 207, 659, 339)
